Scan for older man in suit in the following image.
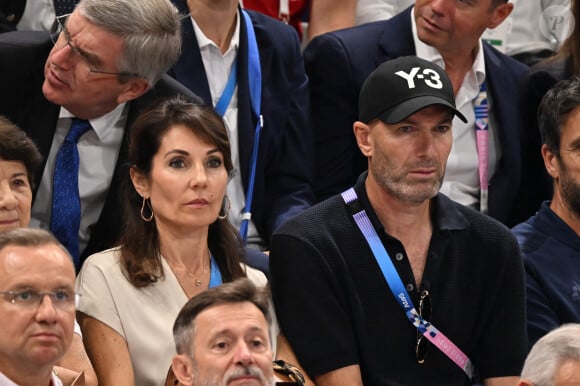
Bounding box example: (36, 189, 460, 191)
(0, 0, 197, 269)
(306, 0, 547, 227)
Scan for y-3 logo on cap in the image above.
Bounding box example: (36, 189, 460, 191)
(395, 67, 443, 89)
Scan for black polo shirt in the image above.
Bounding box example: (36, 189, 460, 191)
(270, 175, 527, 385)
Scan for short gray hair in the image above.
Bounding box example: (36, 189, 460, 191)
(0, 228, 69, 259)
(521, 324, 580, 385)
(77, 0, 182, 86)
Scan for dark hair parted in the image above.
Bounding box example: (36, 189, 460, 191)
(0, 116, 42, 190)
(119, 96, 245, 287)
(172, 278, 271, 355)
(537, 77, 580, 156)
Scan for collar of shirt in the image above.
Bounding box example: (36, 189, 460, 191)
(410, 6, 486, 88)
(58, 102, 127, 142)
(190, 10, 241, 55)
(0, 371, 62, 386)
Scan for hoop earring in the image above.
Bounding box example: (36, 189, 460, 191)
(217, 195, 230, 221)
(140, 197, 154, 222)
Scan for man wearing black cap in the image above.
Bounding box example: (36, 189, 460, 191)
(270, 57, 527, 386)
(306, 0, 549, 230)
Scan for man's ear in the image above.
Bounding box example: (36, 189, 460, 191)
(130, 166, 149, 198)
(171, 354, 195, 386)
(487, 1, 513, 29)
(354, 120, 373, 157)
(117, 78, 150, 104)
(542, 143, 561, 180)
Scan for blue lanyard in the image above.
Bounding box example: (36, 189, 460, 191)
(238, 9, 262, 244)
(341, 188, 475, 380)
(208, 255, 223, 288)
(215, 60, 238, 117)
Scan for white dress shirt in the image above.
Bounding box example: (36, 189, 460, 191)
(30, 104, 127, 255)
(412, 10, 500, 210)
(16, 0, 55, 31)
(0, 371, 63, 386)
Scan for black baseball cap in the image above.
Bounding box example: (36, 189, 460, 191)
(359, 56, 467, 124)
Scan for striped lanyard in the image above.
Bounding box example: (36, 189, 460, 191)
(474, 81, 489, 214)
(341, 188, 476, 381)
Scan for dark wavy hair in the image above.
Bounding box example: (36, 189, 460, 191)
(0, 116, 42, 189)
(119, 96, 246, 287)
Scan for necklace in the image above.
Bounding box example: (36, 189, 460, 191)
(182, 262, 209, 286)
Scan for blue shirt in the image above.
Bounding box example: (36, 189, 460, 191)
(512, 201, 580, 348)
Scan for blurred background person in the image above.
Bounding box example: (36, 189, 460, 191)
(76, 97, 268, 386)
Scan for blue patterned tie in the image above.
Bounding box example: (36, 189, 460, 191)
(50, 118, 91, 269)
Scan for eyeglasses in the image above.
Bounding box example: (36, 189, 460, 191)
(50, 14, 140, 78)
(415, 290, 432, 364)
(0, 289, 77, 311)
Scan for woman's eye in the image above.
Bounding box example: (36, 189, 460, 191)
(207, 157, 222, 168)
(11, 178, 28, 188)
(169, 158, 186, 168)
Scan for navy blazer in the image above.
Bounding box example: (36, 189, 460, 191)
(169, 3, 314, 243)
(0, 31, 198, 264)
(305, 7, 546, 227)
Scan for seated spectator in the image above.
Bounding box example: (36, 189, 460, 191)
(527, 0, 580, 130)
(0, 115, 97, 386)
(512, 78, 580, 348)
(305, 0, 547, 228)
(76, 97, 268, 386)
(171, 278, 274, 385)
(518, 324, 580, 386)
(168, 0, 314, 265)
(270, 56, 527, 385)
(0, 0, 195, 270)
(0, 228, 76, 386)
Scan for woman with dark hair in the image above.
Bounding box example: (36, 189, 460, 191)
(75, 97, 267, 386)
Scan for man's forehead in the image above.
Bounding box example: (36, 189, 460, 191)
(196, 302, 269, 332)
(0, 244, 74, 283)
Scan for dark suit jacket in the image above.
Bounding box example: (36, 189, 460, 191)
(0, 0, 24, 32)
(168, 2, 314, 243)
(304, 6, 546, 227)
(0, 31, 198, 263)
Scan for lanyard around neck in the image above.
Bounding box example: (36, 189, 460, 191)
(215, 60, 238, 117)
(341, 187, 476, 380)
(238, 9, 262, 244)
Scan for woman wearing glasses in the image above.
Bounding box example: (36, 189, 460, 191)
(0, 116, 97, 386)
(75, 97, 269, 386)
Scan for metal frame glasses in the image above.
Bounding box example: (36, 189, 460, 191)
(415, 290, 432, 364)
(0, 289, 78, 310)
(50, 14, 140, 78)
